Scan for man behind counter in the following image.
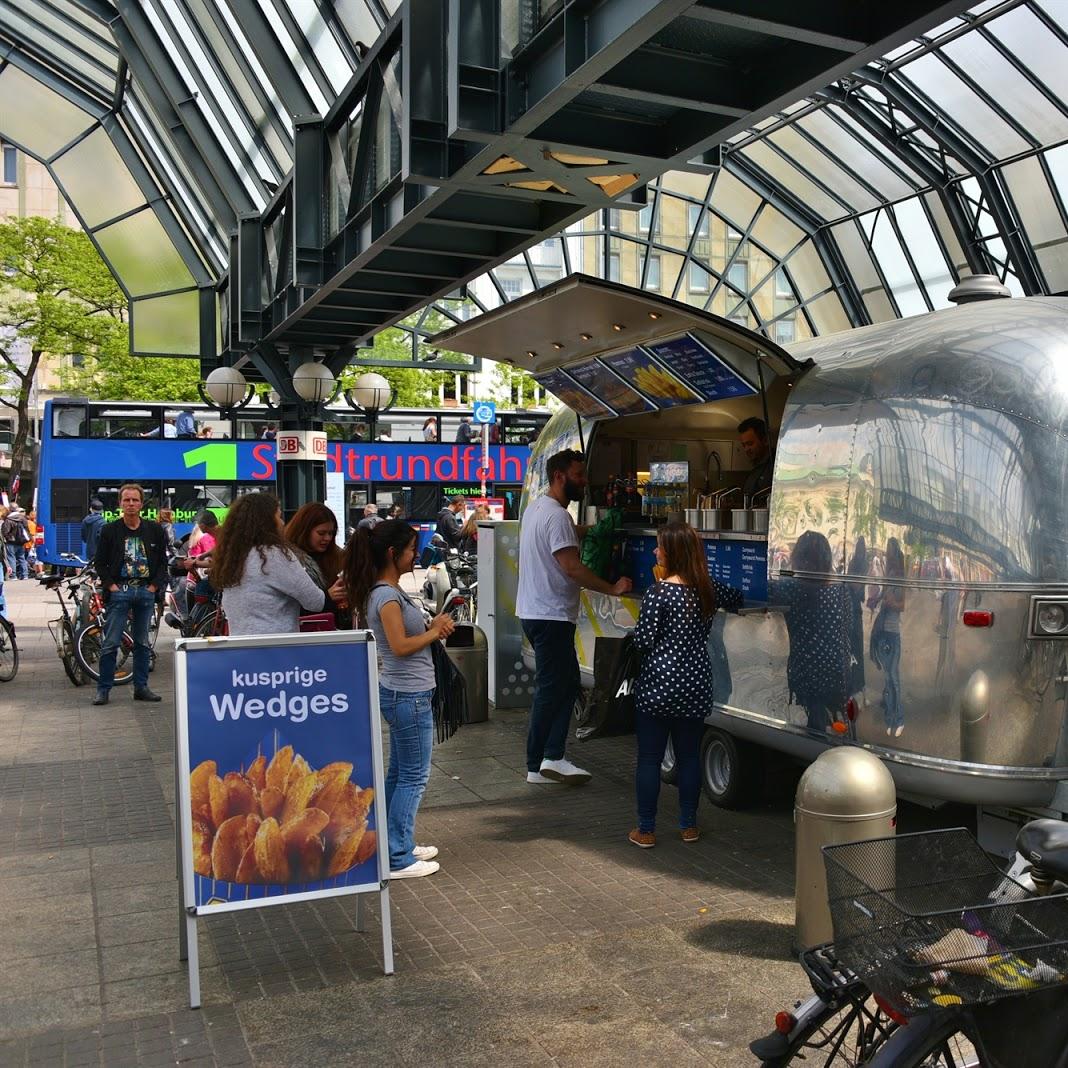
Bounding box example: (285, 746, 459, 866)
(738, 417, 774, 500)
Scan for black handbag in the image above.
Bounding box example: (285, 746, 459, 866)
(577, 634, 640, 741)
(430, 639, 467, 742)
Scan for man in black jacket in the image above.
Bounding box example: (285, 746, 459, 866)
(92, 483, 169, 706)
(435, 497, 464, 548)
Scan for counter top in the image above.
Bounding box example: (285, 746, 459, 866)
(614, 526, 767, 543)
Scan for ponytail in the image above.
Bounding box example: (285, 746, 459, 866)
(343, 519, 417, 625)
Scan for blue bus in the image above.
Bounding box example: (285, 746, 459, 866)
(37, 399, 546, 561)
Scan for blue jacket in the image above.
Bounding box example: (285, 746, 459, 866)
(176, 410, 196, 437)
(81, 510, 104, 560)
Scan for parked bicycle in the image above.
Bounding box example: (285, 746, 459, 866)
(0, 613, 17, 682)
(751, 819, 1068, 1066)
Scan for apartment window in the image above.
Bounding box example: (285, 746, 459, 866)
(1, 144, 15, 185)
(638, 204, 658, 237)
(726, 226, 747, 260)
(688, 204, 709, 238)
(688, 262, 709, 292)
(645, 255, 661, 290)
(726, 261, 749, 294)
(608, 253, 621, 282)
(500, 277, 523, 297)
(774, 268, 793, 297)
(608, 208, 623, 230)
(774, 318, 796, 344)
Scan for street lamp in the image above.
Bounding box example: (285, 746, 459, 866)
(345, 372, 393, 442)
(201, 366, 250, 409)
(292, 361, 337, 403)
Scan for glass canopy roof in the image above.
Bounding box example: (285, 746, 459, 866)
(2, 0, 1067, 366)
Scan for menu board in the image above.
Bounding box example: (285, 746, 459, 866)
(600, 347, 702, 409)
(621, 533, 767, 602)
(533, 369, 613, 419)
(567, 359, 655, 416)
(643, 334, 757, 401)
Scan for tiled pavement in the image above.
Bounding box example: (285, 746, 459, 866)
(0, 577, 962, 1066)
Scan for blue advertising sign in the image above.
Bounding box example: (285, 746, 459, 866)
(642, 334, 757, 402)
(533, 369, 614, 419)
(566, 358, 656, 416)
(599, 347, 702, 409)
(176, 633, 387, 914)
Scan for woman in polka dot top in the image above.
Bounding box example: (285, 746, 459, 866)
(628, 522, 743, 848)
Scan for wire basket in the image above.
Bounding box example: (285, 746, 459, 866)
(823, 828, 1068, 1014)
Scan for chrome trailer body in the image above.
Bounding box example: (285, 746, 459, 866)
(519, 296, 1068, 808)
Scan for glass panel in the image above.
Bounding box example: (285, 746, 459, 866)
(335, 0, 387, 50)
(130, 292, 201, 354)
(657, 170, 713, 200)
(709, 168, 762, 230)
(95, 207, 197, 296)
(862, 287, 897, 324)
(989, 7, 1068, 112)
(0, 65, 95, 159)
(923, 191, 969, 277)
(805, 292, 851, 334)
(1002, 156, 1067, 252)
(892, 198, 954, 309)
(251, 0, 330, 111)
(799, 109, 919, 200)
(868, 209, 927, 318)
(1036, 242, 1068, 293)
(831, 220, 882, 291)
(740, 141, 847, 221)
(281, 0, 354, 94)
(785, 242, 832, 301)
(943, 32, 1066, 148)
(766, 126, 880, 213)
(749, 204, 805, 258)
(898, 54, 1030, 160)
(51, 127, 146, 229)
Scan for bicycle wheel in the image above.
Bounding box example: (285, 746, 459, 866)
(755, 991, 899, 1067)
(0, 619, 18, 682)
(60, 618, 87, 686)
(866, 1013, 979, 1068)
(75, 624, 134, 685)
(192, 610, 227, 638)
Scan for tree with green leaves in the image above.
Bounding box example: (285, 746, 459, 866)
(0, 217, 127, 490)
(340, 326, 452, 406)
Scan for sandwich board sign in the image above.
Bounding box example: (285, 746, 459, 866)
(174, 630, 393, 1008)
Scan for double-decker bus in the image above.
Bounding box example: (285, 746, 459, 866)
(37, 399, 547, 562)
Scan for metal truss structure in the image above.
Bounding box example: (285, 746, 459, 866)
(2, 0, 974, 396)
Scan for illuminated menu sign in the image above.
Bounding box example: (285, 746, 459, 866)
(533, 369, 613, 420)
(567, 359, 655, 416)
(623, 533, 767, 601)
(600, 347, 702, 409)
(643, 334, 757, 402)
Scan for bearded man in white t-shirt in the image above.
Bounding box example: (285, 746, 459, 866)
(517, 449, 632, 784)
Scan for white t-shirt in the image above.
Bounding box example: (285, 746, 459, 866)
(517, 494, 580, 623)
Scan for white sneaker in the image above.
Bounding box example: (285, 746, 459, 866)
(539, 757, 592, 784)
(526, 771, 559, 784)
(413, 845, 439, 861)
(390, 859, 440, 879)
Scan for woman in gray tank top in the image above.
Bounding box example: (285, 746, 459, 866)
(344, 520, 455, 879)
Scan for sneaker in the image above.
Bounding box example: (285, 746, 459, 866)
(681, 827, 700, 843)
(628, 828, 656, 848)
(526, 771, 559, 784)
(539, 757, 592, 784)
(894, 725, 904, 738)
(413, 845, 439, 861)
(390, 859, 440, 879)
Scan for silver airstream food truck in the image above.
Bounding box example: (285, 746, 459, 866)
(437, 274, 1068, 846)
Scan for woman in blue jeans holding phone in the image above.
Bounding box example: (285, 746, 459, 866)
(345, 521, 455, 879)
(629, 522, 742, 848)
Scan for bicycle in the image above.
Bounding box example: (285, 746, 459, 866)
(71, 579, 136, 686)
(39, 558, 118, 687)
(0, 615, 17, 682)
(751, 820, 1068, 1067)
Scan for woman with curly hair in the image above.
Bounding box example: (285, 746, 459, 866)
(284, 502, 344, 588)
(211, 492, 342, 636)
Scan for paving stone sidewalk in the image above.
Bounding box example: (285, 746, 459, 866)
(0, 576, 950, 1066)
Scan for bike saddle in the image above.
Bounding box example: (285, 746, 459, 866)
(1017, 818, 1068, 883)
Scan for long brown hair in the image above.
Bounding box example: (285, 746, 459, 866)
(210, 492, 290, 589)
(659, 521, 717, 620)
(285, 502, 343, 585)
(342, 520, 417, 625)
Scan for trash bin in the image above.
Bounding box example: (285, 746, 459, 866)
(446, 624, 488, 723)
(794, 747, 896, 951)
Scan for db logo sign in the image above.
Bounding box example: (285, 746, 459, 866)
(276, 434, 300, 456)
(312, 435, 327, 456)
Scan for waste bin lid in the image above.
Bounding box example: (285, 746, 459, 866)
(795, 747, 896, 819)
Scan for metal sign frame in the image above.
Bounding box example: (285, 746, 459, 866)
(174, 629, 393, 1009)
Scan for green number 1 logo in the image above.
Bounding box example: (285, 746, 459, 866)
(183, 443, 238, 480)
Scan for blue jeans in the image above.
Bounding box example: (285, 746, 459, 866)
(521, 619, 579, 773)
(99, 584, 156, 692)
(879, 632, 903, 729)
(5, 544, 27, 579)
(380, 686, 434, 871)
(635, 711, 705, 833)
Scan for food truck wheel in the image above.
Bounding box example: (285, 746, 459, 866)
(700, 729, 760, 808)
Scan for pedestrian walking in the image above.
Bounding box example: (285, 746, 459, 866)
(628, 521, 742, 848)
(80, 498, 105, 563)
(92, 484, 169, 705)
(2, 505, 31, 580)
(517, 449, 631, 785)
(344, 520, 455, 878)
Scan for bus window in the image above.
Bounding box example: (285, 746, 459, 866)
(52, 479, 88, 523)
(160, 483, 232, 524)
(503, 418, 543, 446)
(90, 481, 162, 519)
(372, 484, 410, 516)
(377, 414, 424, 442)
(89, 408, 157, 439)
(346, 486, 370, 532)
(52, 403, 87, 438)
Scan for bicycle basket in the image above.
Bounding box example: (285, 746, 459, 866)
(823, 828, 1068, 1015)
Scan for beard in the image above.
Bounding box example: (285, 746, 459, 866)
(563, 478, 584, 502)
